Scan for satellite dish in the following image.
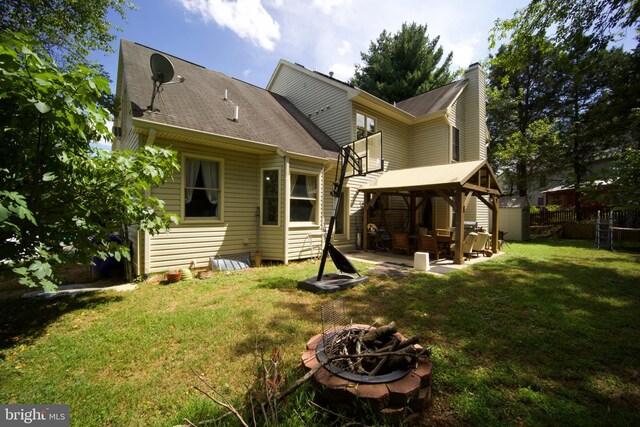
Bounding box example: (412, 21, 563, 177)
(147, 53, 184, 111)
(150, 53, 175, 84)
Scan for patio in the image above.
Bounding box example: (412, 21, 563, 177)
(345, 248, 504, 275)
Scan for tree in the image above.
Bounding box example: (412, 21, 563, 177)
(0, 0, 135, 68)
(487, 36, 559, 197)
(351, 22, 456, 103)
(0, 33, 179, 290)
(489, 0, 639, 210)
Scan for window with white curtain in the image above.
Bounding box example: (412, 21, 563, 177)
(289, 173, 318, 223)
(184, 157, 220, 219)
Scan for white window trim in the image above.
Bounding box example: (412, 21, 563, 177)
(289, 169, 320, 227)
(180, 153, 225, 223)
(450, 125, 460, 163)
(260, 167, 281, 228)
(355, 110, 377, 139)
(333, 186, 350, 239)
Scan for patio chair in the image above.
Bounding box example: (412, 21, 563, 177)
(417, 234, 443, 260)
(391, 232, 410, 255)
(471, 232, 490, 257)
(452, 232, 478, 259)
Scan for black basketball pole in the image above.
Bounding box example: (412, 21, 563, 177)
(316, 146, 352, 281)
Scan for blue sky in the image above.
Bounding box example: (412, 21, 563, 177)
(97, 0, 543, 91)
(93, 0, 636, 149)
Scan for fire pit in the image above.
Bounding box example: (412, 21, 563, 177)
(301, 323, 432, 423)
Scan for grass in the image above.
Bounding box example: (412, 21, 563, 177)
(0, 238, 639, 426)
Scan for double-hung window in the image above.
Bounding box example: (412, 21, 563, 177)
(356, 112, 376, 139)
(184, 157, 222, 220)
(290, 173, 318, 223)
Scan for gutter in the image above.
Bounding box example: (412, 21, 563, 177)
(132, 117, 334, 164)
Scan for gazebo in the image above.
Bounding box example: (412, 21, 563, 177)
(360, 160, 503, 264)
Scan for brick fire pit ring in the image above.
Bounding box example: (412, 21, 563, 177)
(301, 324, 432, 421)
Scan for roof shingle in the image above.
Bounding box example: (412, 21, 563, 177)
(120, 40, 339, 158)
(394, 79, 467, 117)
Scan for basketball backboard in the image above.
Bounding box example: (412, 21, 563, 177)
(344, 131, 383, 178)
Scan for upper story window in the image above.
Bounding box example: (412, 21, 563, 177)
(262, 169, 279, 226)
(452, 127, 460, 162)
(356, 112, 376, 139)
(184, 157, 222, 220)
(290, 173, 318, 223)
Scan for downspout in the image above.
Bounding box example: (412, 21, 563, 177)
(142, 127, 156, 276)
(284, 156, 290, 264)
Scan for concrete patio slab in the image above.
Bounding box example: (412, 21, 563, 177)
(345, 249, 503, 275)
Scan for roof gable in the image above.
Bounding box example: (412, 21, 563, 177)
(394, 80, 468, 117)
(119, 40, 339, 159)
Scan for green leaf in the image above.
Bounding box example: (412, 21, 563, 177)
(34, 100, 50, 113)
(42, 172, 56, 181)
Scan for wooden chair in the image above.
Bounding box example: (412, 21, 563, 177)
(391, 232, 410, 255)
(417, 234, 443, 260)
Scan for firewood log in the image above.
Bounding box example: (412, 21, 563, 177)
(362, 321, 397, 344)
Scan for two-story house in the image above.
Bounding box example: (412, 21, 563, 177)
(114, 40, 501, 276)
(267, 60, 501, 260)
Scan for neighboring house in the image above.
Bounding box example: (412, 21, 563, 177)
(114, 40, 501, 275)
(528, 157, 614, 208)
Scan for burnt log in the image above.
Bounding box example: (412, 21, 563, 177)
(362, 321, 397, 344)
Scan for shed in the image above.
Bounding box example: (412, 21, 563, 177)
(496, 197, 530, 241)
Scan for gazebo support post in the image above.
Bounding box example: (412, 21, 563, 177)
(409, 195, 416, 235)
(454, 189, 465, 264)
(491, 194, 500, 253)
(363, 192, 371, 251)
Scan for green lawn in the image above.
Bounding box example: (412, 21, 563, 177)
(1, 239, 639, 426)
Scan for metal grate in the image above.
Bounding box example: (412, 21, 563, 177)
(321, 298, 346, 347)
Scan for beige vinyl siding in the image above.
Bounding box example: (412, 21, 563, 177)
(475, 198, 490, 230)
(323, 170, 355, 251)
(147, 137, 260, 272)
(286, 160, 326, 261)
(409, 119, 450, 167)
(118, 87, 139, 152)
(269, 65, 352, 145)
(352, 104, 410, 170)
(450, 98, 466, 162)
(258, 155, 286, 261)
(434, 198, 451, 230)
(343, 172, 380, 251)
(463, 65, 487, 161)
(350, 105, 410, 232)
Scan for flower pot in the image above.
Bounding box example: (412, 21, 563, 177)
(165, 270, 182, 282)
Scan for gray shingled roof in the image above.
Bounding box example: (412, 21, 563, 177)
(394, 79, 467, 117)
(120, 40, 339, 159)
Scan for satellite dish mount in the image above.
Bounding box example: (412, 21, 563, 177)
(147, 53, 185, 111)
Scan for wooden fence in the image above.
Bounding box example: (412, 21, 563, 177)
(530, 207, 639, 227)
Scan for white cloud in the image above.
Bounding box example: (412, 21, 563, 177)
(327, 62, 354, 82)
(243, 68, 252, 77)
(312, 0, 352, 14)
(267, 0, 532, 82)
(179, 0, 280, 51)
(445, 32, 483, 70)
(337, 40, 351, 56)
